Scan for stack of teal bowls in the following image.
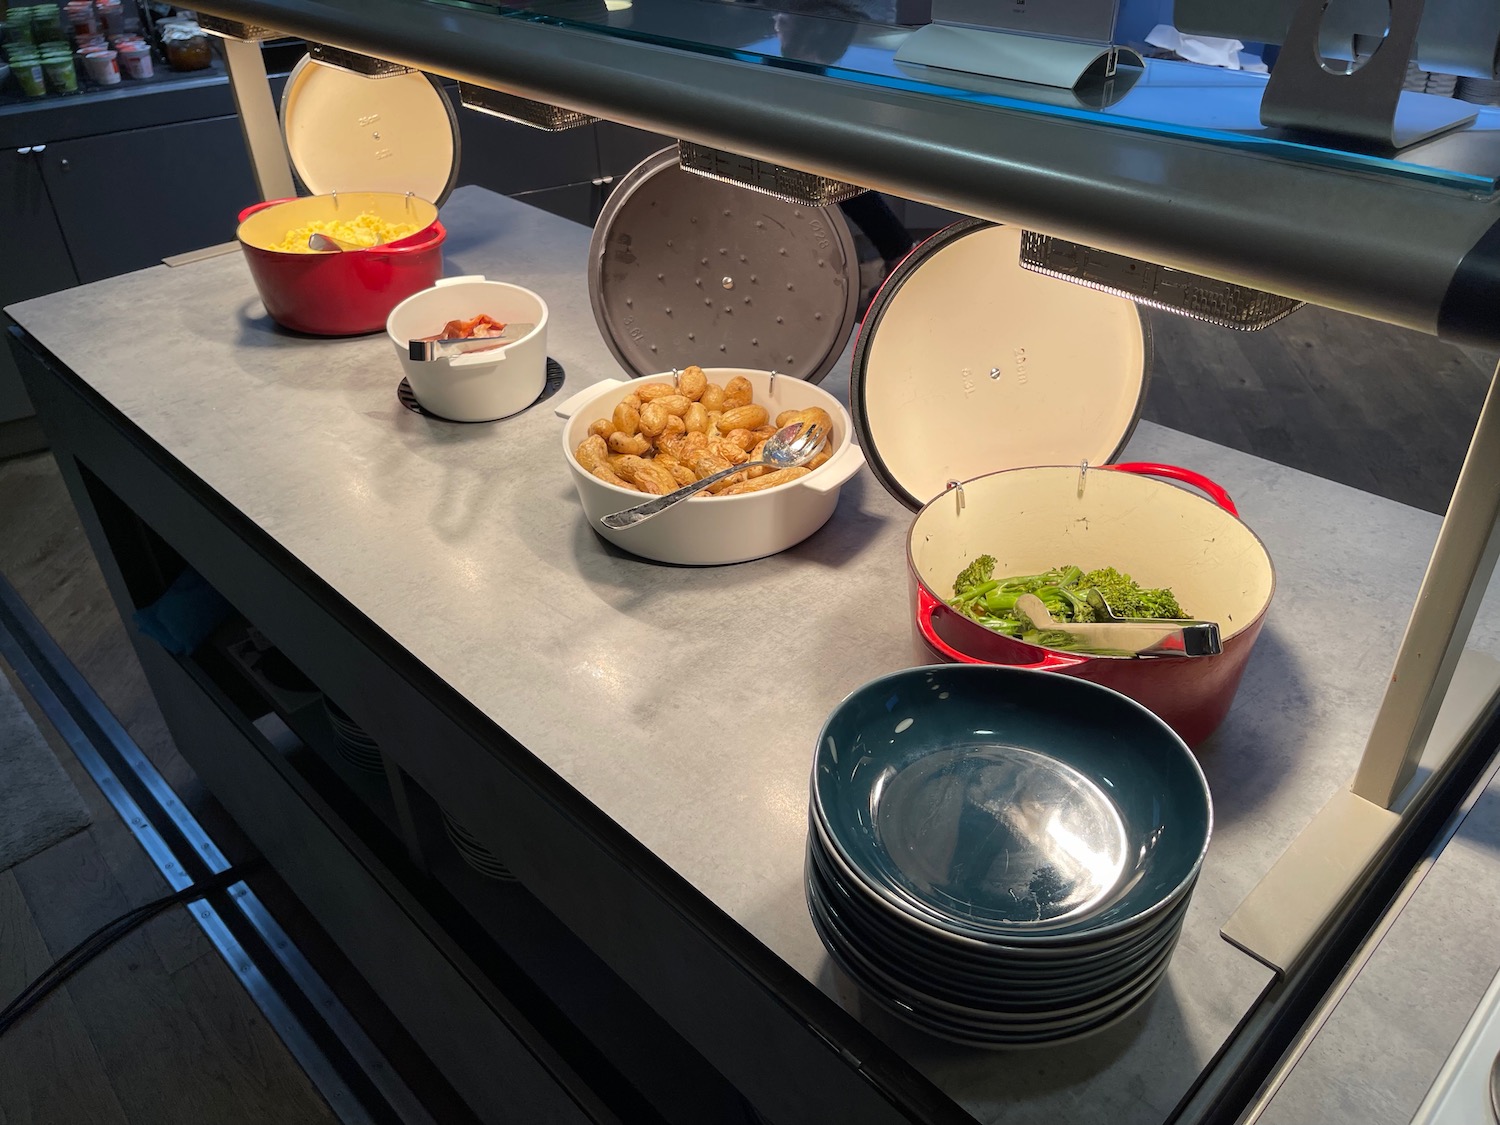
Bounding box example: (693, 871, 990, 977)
(807, 665, 1212, 1047)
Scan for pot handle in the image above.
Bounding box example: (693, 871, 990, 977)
(236, 197, 295, 223)
(447, 345, 509, 369)
(803, 443, 866, 494)
(915, 586, 1084, 671)
(1110, 462, 1239, 518)
(554, 378, 626, 420)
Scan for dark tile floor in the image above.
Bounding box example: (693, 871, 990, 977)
(0, 452, 337, 1125)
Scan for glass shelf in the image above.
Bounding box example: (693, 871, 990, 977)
(443, 0, 1500, 194)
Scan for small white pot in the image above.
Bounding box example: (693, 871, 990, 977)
(556, 368, 867, 566)
(386, 276, 549, 422)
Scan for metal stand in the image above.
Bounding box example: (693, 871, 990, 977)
(1226, 357, 1500, 972)
(893, 24, 1138, 88)
(1355, 359, 1500, 805)
(1260, 0, 1475, 148)
(219, 37, 296, 202)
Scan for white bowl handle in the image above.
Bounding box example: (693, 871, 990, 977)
(804, 443, 866, 493)
(554, 378, 626, 420)
(435, 275, 488, 287)
(447, 346, 508, 369)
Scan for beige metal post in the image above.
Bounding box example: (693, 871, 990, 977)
(1353, 357, 1500, 807)
(220, 37, 297, 202)
(1225, 360, 1500, 973)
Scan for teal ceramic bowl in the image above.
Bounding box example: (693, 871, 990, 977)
(806, 847, 1186, 1011)
(811, 665, 1211, 943)
(807, 835, 1190, 995)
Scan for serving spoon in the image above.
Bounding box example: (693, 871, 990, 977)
(307, 231, 383, 252)
(599, 422, 828, 530)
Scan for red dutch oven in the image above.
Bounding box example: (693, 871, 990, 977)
(233, 56, 460, 336)
(907, 464, 1274, 747)
(236, 194, 446, 336)
(852, 220, 1276, 748)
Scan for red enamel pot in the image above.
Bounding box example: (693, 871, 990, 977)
(908, 463, 1275, 747)
(236, 193, 446, 337)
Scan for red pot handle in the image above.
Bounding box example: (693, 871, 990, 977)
(915, 586, 1083, 670)
(237, 198, 296, 223)
(1110, 462, 1239, 518)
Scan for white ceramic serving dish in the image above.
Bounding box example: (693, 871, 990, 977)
(555, 368, 866, 565)
(386, 276, 549, 422)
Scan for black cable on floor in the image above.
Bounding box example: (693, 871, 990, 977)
(0, 860, 263, 1038)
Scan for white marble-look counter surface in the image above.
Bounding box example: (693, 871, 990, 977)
(11, 186, 1497, 1124)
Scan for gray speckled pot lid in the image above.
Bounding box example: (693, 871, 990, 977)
(588, 147, 859, 384)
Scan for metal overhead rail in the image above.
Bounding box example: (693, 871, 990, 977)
(194, 0, 1500, 347)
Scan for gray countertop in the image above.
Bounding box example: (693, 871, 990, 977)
(10, 185, 1500, 1124)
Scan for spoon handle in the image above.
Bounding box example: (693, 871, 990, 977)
(600, 459, 771, 529)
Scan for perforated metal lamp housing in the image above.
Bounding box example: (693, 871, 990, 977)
(677, 141, 867, 207)
(307, 43, 414, 78)
(198, 14, 281, 40)
(1019, 232, 1304, 331)
(457, 83, 598, 130)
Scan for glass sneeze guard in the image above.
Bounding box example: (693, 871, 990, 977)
(444, 0, 1500, 195)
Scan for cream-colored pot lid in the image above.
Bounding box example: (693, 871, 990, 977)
(279, 55, 460, 205)
(851, 220, 1151, 510)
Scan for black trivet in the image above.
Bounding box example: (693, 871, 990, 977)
(398, 357, 566, 423)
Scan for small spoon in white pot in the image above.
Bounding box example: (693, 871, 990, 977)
(307, 231, 382, 252)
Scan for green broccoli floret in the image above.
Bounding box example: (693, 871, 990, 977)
(952, 554, 996, 597)
(1080, 567, 1188, 619)
(1135, 586, 1186, 619)
(947, 562, 1189, 644)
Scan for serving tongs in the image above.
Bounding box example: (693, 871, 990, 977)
(1014, 594, 1222, 659)
(408, 324, 536, 362)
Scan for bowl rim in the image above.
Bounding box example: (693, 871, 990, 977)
(235, 193, 445, 256)
(907, 463, 1278, 656)
(808, 663, 1213, 945)
(559, 367, 854, 504)
(385, 276, 550, 353)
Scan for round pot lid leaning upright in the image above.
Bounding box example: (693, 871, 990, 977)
(851, 220, 1153, 510)
(589, 147, 861, 384)
(279, 55, 461, 206)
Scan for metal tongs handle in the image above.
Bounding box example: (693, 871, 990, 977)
(408, 323, 536, 362)
(1014, 594, 1222, 658)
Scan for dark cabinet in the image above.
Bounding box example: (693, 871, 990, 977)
(453, 109, 602, 198)
(0, 145, 78, 426)
(36, 116, 259, 285)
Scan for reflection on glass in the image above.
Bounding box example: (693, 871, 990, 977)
(431, 0, 1500, 191)
(771, 0, 892, 66)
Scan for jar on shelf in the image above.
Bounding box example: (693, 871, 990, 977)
(9, 51, 47, 98)
(92, 0, 124, 38)
(31, 5, 67, 45)
(4, 8, 36, 48)
(159, 19, 210, 71)
(63, 1, 101, 39)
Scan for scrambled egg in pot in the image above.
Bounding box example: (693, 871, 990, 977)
(269, 212, 420, 253)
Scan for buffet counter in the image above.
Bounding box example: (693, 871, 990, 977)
(8, 185, 1500, 1124)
